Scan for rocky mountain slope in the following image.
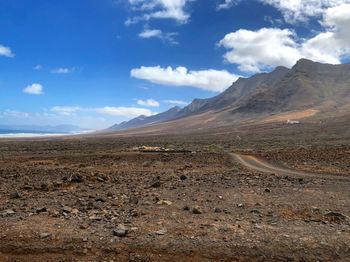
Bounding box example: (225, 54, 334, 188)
(108, 106, 181, 131)
(108, 59, 350, 132)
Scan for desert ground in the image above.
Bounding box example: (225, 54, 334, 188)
(0, 120, 349, 261)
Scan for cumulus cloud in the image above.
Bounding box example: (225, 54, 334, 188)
(219, 4, 350, 73)
(137, 99, 160, 107)
(51, 106, 82, 116)
(258, 0, 350, 23)
(50, 105, 154, 118)
(218, 0, 350, 23)
(126, 0, 192, 25)
(0, 110, 29, 118)
(163, 99, 189, 106)
(51, 67, 74, 74)
(217, 0, 241, 10)
(23, 83, 44, 95)
(131, 66, 239, 92)
(96, 107, 154, 117)
(0, 44, 14, 57)
(139, 28, 178, 44)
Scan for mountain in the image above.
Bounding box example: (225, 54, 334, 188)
(108, 59, 350, 134)
(174, 59, 350, 118)
(108, 106, 181, 131)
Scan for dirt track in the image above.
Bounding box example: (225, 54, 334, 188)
(231, 153, 350, 181)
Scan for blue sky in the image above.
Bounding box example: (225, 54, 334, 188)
(0, 0, 349, 129)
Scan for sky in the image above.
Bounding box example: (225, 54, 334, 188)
(0, 0, 350, 129)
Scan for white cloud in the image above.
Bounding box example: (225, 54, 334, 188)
(23, 83, 44, 95)
(96, 107, 154, 117)
(137, 99, 160, 107)
(50, 106, 155, 118)
(219, 4, 350, 73)
(258, 0, 350, 23)
(51, 67, 74, 74)
(0, 110, 29, 118)
(131, 66, 239, 92)
(0, 44, 14, 57)
(34, 65, 42, 70)
(126, 0, 192, 24)
(219, 28, 301, 73)
(51, 106, 82, 116)
(163, 99, 189, 106)
(139, 28, 178, 44)
(217, 0, 240, 10)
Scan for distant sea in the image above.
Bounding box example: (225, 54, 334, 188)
(0, 129, 69, 138)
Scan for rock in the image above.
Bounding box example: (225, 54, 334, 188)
(36, 207, 47, 213)
(70, 174, 83, 183)
(40, 233, 52, 239)
(129, 196, 139, 205)
(183, 205, 190, 211)
(157, 200, 173, 206)
(324, 211, 348, 221)
(62, 206, 72, 213)
(71, 208, 79, 214)
(150, 176, 161, 188)
(214, 207, 222, 213)
(95, 197, 106, 202)
(3, 209, 15, 216)
(80, 224, 89, 229)
(192, 206, 202, 214)
(107, 191, 114, 197)
(180, 175, 187, 180)
(155, 229, 167, 235)
(10, 191, 21, 199)
(89, 215, 102, 221)
(113, 224, 128, 237)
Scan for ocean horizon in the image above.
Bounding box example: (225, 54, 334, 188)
(0, 129, 93, 138)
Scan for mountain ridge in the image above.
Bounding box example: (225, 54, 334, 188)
(107, 59, 350, 132)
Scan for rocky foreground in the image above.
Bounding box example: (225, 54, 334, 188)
(0, 138, 349, 261)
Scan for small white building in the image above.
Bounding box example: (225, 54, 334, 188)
(286, 119, 301, 125)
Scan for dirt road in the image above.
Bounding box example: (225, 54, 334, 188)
(231, 153, 349, 180)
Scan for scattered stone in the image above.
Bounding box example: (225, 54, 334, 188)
(80, 224, 89, 229)
(97, 177, 105, 182)
(180, 175, 187, 180)
(324, 211, 348, 221)
(129, 196, 139, 205)
(89, 215, 102, 221)
(214, 207, 222, 213)
(62, 206, 72, 213)
(183, 205, 190, 211)
(71, 208, 79, 214)
(157, 200, 173, 206)
(150, 177, 161, 188)
(155, 229, 167, 235)
(107, 191, 114, 198)
(70, 174, 83, 183)
(40, 233, 52, 239)
(113, 224, 128, 237)
(95, 197, 106, 202)
(192, 206, 202, 214)
(3, 209, 15, 216)
(36, 207, 47, 213)
(10, 191, 21, 199)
